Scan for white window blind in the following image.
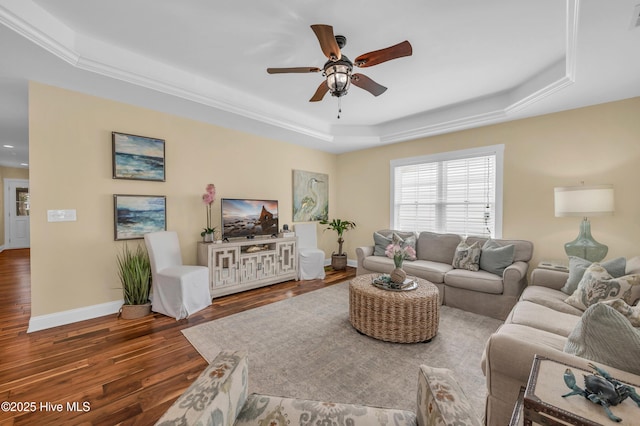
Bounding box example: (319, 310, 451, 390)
(391, 145, 503, 238)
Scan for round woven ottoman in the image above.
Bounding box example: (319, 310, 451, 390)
(349, 273, 440, 343)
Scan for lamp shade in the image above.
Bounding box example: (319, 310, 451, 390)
(554, 185, 614, 217)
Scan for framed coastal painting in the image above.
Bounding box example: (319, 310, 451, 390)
(112, 132, 165, 181)
(114, 194, 166, 240)
(292, 169, 328, 222)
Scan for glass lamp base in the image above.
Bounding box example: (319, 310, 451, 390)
(564, 218, 608, 262)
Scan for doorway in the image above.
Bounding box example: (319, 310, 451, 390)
(4, 178, 30, 249)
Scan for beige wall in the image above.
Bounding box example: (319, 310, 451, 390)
(29, 82, 337, 316)
(29, 80, 640, 319)
(0, 166, 30, 246)
(337, 97, 640, 270)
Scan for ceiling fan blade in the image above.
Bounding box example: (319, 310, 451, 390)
(267, 67, 321, 74)
(310, 24, 341, 61)
(354, 40, 412, 68)
(351, 73, 387, 97)
(309, 81, 329, 102)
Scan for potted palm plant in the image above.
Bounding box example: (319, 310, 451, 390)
(116, 243, 152, 319)
(320, 218, 356, 270)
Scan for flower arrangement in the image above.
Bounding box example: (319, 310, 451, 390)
(385, 243, 416, 268)
(201, 184, 216, 238)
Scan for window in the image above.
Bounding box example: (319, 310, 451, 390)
(391, 145, 504, 238)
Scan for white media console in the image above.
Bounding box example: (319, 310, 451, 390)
(197, 236, 298, 297)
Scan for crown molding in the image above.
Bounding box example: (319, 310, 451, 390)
(0, 0, 579, 149)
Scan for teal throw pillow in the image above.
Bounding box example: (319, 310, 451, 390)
(373, 232, 393, 256)
(479, 239, 515, 276)
(564, 303, 640, 375)
(560, 256, 626, 295)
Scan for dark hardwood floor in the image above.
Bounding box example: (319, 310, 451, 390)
(0, 249, 355, 425)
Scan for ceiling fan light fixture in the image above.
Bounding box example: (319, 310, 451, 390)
(324, 60, 352, 97)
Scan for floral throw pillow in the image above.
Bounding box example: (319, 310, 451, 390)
(451, 240, 481, 271)
(565, 263, 640, 311)
(393, 233, 417, 260)
(603, 298, 640, 327)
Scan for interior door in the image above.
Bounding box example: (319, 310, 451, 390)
(5, 179, 30, 249)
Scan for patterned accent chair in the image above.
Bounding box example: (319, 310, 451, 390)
(156, 350, 481, 425)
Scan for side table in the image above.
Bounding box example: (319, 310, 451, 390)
(537, 259, 569, 273)
(523, 355, 640, 425)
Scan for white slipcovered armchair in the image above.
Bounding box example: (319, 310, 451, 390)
(144, 231, 211, 319)
(294, 222, 326, 280)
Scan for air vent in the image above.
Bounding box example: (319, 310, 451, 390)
(632, 4, 640, 29)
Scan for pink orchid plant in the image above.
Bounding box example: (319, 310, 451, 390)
(385, 243, 416, 268)
(201, 184, 216, 237)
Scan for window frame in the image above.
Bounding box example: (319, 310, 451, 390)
(389, 144, 504, 238)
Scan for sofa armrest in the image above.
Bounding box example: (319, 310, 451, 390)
(356, 246, 374, 275)
(502, 261, 528, 298)
(417, 365, 482, 426)
(155, 350, 248, 426)
(531, 268, 569, 291)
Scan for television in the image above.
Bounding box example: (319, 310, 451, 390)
(221, 198, 279, 239)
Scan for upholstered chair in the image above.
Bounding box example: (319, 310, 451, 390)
(144, 231, 211, 319)
(294, 222, 326, 280)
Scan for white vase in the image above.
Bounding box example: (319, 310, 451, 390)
(203, 233, 214, 242)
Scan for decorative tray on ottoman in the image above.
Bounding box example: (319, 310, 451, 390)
(372, 274, 418, 291)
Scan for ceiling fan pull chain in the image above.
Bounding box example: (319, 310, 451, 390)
(337, 97, 342, 119)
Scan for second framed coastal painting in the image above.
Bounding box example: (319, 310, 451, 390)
(114, 195, 166, 240)
(112, 132, 165, 181)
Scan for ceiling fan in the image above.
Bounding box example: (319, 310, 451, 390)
(267, 24, 412, 105)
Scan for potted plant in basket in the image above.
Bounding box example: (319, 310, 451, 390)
(201, 183, 217, 242)
(116, 243, 152, 319)
(320, 218, 356, 270)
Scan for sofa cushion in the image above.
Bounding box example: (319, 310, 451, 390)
(479, 239, 514, 277)
(519, 286, 584, 316)
(363, 255, 396, 273)
(417, 365, 481, 426)
(235, 394, 417, 426)
(560, 256, 626, 295)
(403, 260, 452, 284)
(564, 303, 640, 375)
(156, 350, 248, 426)
(451, 240, 481, 271)
(564, 263, 640, 310)
(416, 232, 461, 264)
(444, 269, 503, 294)
(505, 301, 581, 337)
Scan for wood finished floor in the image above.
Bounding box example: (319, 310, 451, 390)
(0, 249, 355, 425)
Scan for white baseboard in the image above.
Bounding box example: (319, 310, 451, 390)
(27, 300, 124, 333)
(324, 258, 357, 268)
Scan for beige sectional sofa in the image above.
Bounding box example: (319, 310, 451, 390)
(482, 261, 640, 426)
(356, 230, 534, 320)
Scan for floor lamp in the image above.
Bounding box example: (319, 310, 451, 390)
(554, 184, 614, 262)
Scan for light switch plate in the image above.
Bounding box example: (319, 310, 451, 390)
(47, 209, 77, 222)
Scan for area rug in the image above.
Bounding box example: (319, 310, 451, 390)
(182, 282, 503, 418)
